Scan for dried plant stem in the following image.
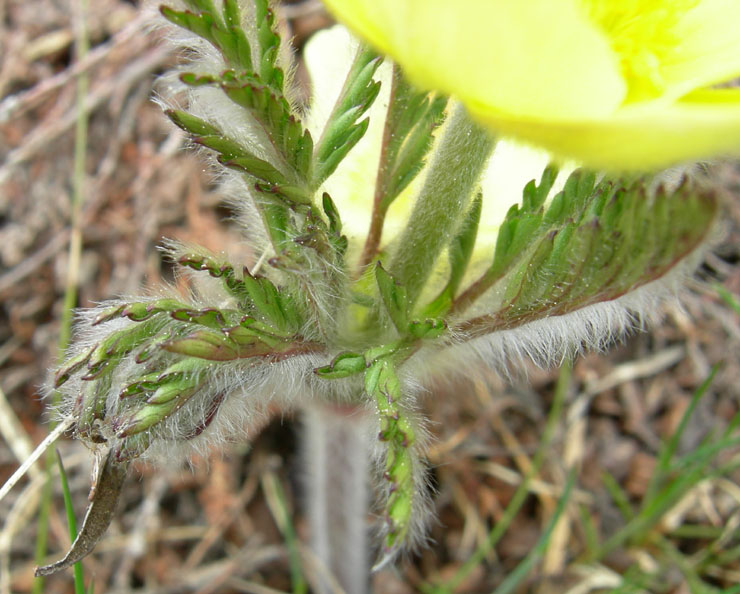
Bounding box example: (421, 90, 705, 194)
(0, 419, 74, 504)
(434, 360, 571, 593)
(303, 402, 372, 594)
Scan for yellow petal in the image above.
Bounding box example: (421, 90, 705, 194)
(662, 0, 740, 98)
(472, 88, 740, 171)
(323, 0, 626, 120)
(318, 0, 396, 56)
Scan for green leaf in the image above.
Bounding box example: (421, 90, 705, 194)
(165, 108, 219, 136)
(420, 194, 482, 318)
(322, 192, 342, 236)
(218, 78, 312, 185)
(176, 250, 250, 302)
(520, 164, 557, 212)
(222, 0, 240, 28)
(115, 382, 200, 437)
(166, 61, 312, 202)
(312, 45, 382, 187)
(457, 172, 718, 335)
(489, 166, 560, 279)
(376, 69, 448, 209)
(220, 154, 288, 185)
(162, 1, 253, 73)
(253, 0, 282, 89)
(162, 330, 240, 361)
(160, 6, 216, 46)
(167, 110, 300, 191)
(93, 298, 186, 325)
(241, 268, 302, 332)
(54, 344, 95, 388)
(253, 180, 312, 205)
(314, 118, 371, 187)
(161, 326, 304, 362)
(319, 192, 349, 257)
(75, 377, 111, 441)
(119, 358, 206, 399)
(259, 200, 292, 251)
(170, 307, 230, 328)
(314, 352, 367, 379)
(180, 72, 219, 87)
(407, 318, 446, 340)
(84, 317, 169, 381)
(375, 262, 409, 334)
(449, 193, 482, 294)
(363, 341, 404, 365)
(223, 316, 293, 347)
(163, 0, 330, 280)
(364, 359, 416, 557)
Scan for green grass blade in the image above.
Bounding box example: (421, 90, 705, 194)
(601, 470, 635, 522)
(426, 359, 572, 593)
(715, 283, 740, 316)
(577, 503, 600, 552)
(594, 439, 740, 562)
(596, 465, 705, 559)
(492, 470, 576, 594)
(667, 433, 740, 474)
(656, 537, 715, 594)
(645, 364, 718, 502)
(32, 470, 52, 593)
(261, 471, 307, 594)
(55, 451, 85, 594)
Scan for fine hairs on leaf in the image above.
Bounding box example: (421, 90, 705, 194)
(29, 0, 724, 589)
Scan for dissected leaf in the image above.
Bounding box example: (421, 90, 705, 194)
(375, 262, 409, 334)
(314, 351, 367, 379)
(376, 68, 447, 209)
(312, 45, 382, 187)
(407, 318, 446, 340)
(364, 358, 416, 558)
(457, 173, 718, 335)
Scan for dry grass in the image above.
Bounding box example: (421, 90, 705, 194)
(1, 1, 740, 592)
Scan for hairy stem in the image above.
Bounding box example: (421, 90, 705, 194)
(303, 402, 372, 594)
(388, 105, 494, 307)
(358, 67, 400, 273)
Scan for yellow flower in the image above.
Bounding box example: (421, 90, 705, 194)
(321, 0, 740, 170)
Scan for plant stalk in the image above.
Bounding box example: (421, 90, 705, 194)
(358, 65, 401, 272)
(303, 402, 373, 594)
(388, 104, 494, 307)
